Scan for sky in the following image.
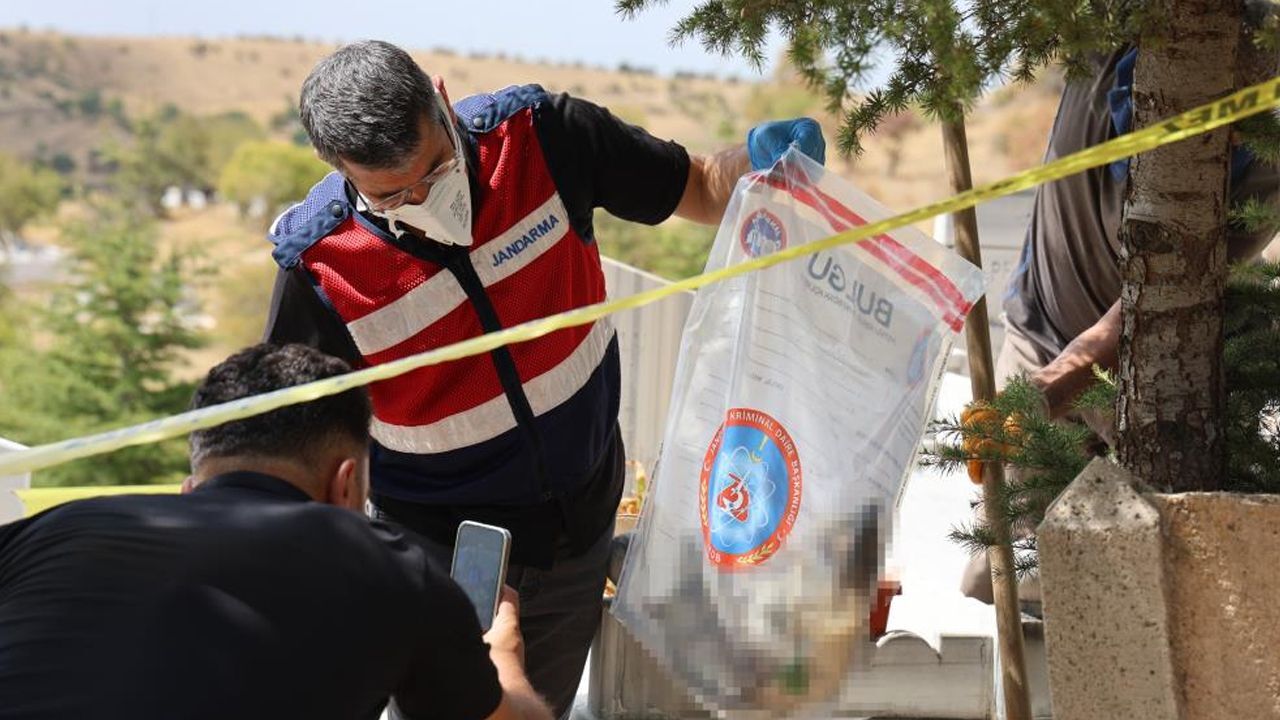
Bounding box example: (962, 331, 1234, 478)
(0, 0, 786, 79)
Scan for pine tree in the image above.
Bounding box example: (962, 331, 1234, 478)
(0, 205, 208, 487)
(217, 140, 330, 226)
(611, 4, 1153, 716)
(926, 373, 1106, 577)
(619, 4, 1278, 715)
(616, 0, 1152, 154)
(929, 259, 1280, 574)
(0, 152, 63, 249)
(1217, 260, 1280, 493)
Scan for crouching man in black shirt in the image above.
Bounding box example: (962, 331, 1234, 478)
(0, 343, 552, 720)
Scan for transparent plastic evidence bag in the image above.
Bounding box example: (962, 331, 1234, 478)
(613, 148, 984, 718)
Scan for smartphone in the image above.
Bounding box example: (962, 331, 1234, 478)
(450, 521, 512, 632)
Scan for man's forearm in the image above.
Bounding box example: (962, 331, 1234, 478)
(491, 651, 553, 720)
(1033, 301, 1121, 416)
(674, 146, 751, 225)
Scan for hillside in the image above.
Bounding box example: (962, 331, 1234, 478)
(0, 29, 1061, 201)
(0, 30, 758, 170)
(0, 29, 1063, 374)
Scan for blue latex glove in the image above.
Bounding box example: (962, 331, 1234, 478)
(747, 118, 826, 170)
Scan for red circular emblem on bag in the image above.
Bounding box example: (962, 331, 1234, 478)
(699, 407, 802, 569)
(739, 209, 787, 257)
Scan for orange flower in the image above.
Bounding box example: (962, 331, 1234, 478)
(960, 405, 1022, 484)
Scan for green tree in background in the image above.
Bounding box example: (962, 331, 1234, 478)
(218, 140, 330, 225)
(106, 117, 185, 216)
(0, 278, 17, 349)
(106, 110, 265, 216)
(0, 206, 208, 487)
(198, 111, 267, 181)
(594, 211, 717, 280)
(156, 111, 266, 192)
(0, 152, 63, 247)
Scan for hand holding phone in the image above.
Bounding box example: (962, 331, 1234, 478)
(484, 585, 525, 665)
(450, 521, 512, 632)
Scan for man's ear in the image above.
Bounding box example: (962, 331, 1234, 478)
(180, 475, 198, 495)
(432, 75, 456, 125)
(325, 457, 361, 511)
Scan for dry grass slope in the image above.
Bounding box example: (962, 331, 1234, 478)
(0, 29, 1062, 374)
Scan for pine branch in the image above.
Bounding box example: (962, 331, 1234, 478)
(1220, 259, 1280, 494)
(922, 372, 1107, 574)
(1230, 196, 1280, 235)
(947, 521, 998, 556)
(1250, 1, 1280, 52)
(618, 0, 1133, 154)
(1073, 366, 1117, 412)
(1237, 107, 1280, 165)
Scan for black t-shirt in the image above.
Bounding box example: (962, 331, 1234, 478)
(0, 472, 501, 720)
(263, 91, 691, 567)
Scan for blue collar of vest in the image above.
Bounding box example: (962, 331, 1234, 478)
(269, 172, 351, 269)
(453, 84, 550, 134)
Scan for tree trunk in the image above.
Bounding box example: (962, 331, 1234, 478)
(1116, 0, 1240, 492)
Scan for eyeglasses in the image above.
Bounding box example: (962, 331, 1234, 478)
(358, 152, 460, 213)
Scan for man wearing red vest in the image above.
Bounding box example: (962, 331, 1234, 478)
(265, 40, 824, 717)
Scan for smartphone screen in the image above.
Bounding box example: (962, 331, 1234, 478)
(450, 522, 510, 632)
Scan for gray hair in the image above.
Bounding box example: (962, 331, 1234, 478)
(299, 40, 443, 170)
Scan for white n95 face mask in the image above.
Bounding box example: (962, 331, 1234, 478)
(373, 93, 473, 246)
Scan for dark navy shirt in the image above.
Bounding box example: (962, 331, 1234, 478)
(0, 472, 501, 720)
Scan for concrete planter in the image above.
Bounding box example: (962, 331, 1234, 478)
(1038, 458, 1280, 719)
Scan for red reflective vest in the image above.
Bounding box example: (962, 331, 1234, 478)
(270, 86, 620, 505)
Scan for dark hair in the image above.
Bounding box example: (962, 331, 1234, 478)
(299, 39, 442, 169)
(188, 344, 371, 468)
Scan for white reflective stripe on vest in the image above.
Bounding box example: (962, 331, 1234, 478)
(346, 270, 465, 357)
(371, 317, 615, 454)
(345, 193, 572, 357)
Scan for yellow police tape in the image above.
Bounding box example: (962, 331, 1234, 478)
(1, 76, 1278, 478)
